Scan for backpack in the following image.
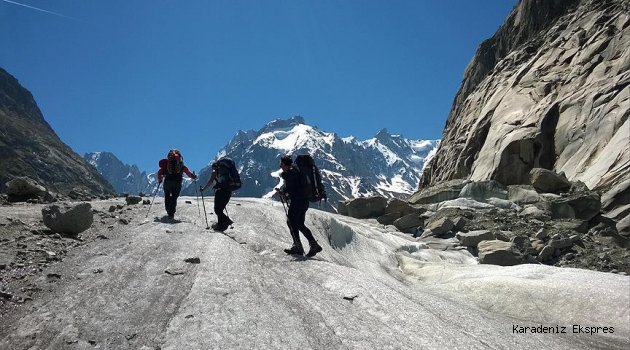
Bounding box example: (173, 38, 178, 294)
(295, 154, 326, 202)
(166, 149, 183, 175)
(214, 157, 242, 191)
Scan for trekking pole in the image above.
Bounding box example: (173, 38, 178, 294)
(199, 186, 210, 229)
(279, 194, 294, 233)
(193, 174, 201, 217)
(145, 182, 162, 218)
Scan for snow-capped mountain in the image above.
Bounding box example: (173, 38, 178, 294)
(84, 152, 155, 195)
(182, 116, 439, 210)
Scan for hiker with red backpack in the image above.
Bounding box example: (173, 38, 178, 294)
(275, 155, 324, 257)
(200, 157, 241, 231)
(157, 149, 197, 220)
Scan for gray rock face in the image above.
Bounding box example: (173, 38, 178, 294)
(42, 203, 93, 235)
(418, 0, 629, 227)
(345, 197, 388, 219)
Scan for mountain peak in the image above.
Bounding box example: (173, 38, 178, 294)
(261, 116, 305, 133)
(375, 128, 391, 139)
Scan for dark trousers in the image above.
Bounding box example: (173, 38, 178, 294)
(163, 180, 182, 217)
(287, 197, 316, 248)
(214, 188, 232, 227)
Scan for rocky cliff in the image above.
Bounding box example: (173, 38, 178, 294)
(0, 68, 114, 196)
(420, 0, 629, 226)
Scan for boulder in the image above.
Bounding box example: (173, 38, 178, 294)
(529, 168, 571, 193)
(456, 230, 494, 247)
(337, 201, 348, 216)
(68, 188, 92, 201)
(424, 217, 454, 237)
(553, 220, 588, 234)
(345, 196, 388, 219)
(548, 237, 573, 249)
(485, 197, 520, 210)
(126, 196, 142, 205)
(377, 212, 402, 226)
(459, 180, 508, 201)
(408, 179, 468, 205)
(534, 228, 549, 239)
(510, 236, 534, 255)
(5, 177, 47, 202)
(508, 185, 541, 204)
(384, 198, 422, 216)
(538, 245, 555, 262)
(551, 192, 601, 221)
(42, 203, 93, 235)
(436, 198, 495, 211)
(519, 205, 550, 218)
(477, 240, 523, 266)
(393, 214, 424, 233)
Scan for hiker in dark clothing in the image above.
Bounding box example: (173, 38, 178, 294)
(275, 155, 323, 257)
(157, 149, 196, 220)
(200, 160, 236, 231)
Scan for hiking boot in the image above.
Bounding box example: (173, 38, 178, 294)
(306, 243, 323, 258)
(284, 246, 304, 256)
(226, 218, 234, 227)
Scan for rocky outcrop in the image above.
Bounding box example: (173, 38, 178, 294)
(0, 68, 114, 196)
(418, 0, 629, 230)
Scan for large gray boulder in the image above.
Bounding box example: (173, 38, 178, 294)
(126, 195, 142, 205)
(5, 177, 47, 201)
(42, 203, 93, 235)
(548, 192, 601, 221)
(345, 196, 388, 219)
(384, 198, 422, 216)
(337, 201, 348, 215)
(477, 240, 523, 266)
(393, 214, 424, 233)
(508, 185, 541, 204)
(529, 169, 571, 194)
(456, 230, 494, 247)
(408, 179, 468, 205)
(459, 180, 508, 201)
(424, 217, 454, 237)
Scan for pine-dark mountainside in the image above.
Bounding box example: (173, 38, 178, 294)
(0, 67, 114, 196)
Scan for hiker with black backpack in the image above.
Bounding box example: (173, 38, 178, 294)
(200, 157, 241, 231)
(157, 149, 197, 220)
(275, 155, 324, 257)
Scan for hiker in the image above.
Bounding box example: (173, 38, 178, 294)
(275, 155, 323, 257)
(200, 158, 241, 231)
(157, 149, 196, 220)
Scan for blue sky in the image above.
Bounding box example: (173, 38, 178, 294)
(1, 0, 516, 172)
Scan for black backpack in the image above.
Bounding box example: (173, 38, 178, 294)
(214, 157, 242, 191)
(167, 149, 183, 175)
(295, 154, 326, 202)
